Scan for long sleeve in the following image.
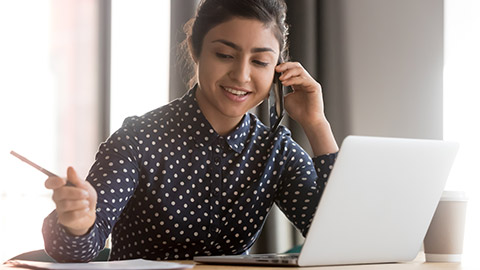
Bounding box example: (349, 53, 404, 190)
(273, 136, 338, 236)
(42, 117, 141, 262)
(42, 88, 338, 261)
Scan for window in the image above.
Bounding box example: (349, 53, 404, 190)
(0, 1, 171, 261)
(443, 0, 480, 262)
(0, 0, 56, 260)
(110, 1, 171, 133)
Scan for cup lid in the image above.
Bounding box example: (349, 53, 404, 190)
(441, 190, 468, 201)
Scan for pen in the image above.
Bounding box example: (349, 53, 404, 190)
(10, 150, 74, 186)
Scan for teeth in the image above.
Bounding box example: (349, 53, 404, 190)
(224, 87, 248, 96)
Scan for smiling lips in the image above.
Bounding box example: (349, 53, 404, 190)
(223, 86, 249, 96)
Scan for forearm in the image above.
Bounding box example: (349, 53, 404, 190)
(302, 119, 339, 157)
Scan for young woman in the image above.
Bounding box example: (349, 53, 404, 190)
(43, 0, 338, 262)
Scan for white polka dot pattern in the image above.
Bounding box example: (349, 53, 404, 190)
(42, 88, 337, 262)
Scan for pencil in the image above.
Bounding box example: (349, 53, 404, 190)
(10, 150, 59, 178)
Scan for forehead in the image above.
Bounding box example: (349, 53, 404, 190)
(203, 17, 280, 53)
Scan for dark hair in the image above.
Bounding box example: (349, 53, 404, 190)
(180, 0, 289, 87)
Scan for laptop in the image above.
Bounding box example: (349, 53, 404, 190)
(194, 136, 459, 266)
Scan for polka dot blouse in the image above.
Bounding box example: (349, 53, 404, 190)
(42, 87, 338, 262)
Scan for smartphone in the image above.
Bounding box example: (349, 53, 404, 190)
(268, 70, 285, 132)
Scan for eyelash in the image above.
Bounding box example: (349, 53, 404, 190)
(216, 53, 232, 59)
(215, 53, 269, 67)
(253, 60, 269, 67)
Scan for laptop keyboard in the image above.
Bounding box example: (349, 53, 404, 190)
(249, 253, 299, 263)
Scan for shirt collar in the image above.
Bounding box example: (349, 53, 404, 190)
(181, 85, 250, 154)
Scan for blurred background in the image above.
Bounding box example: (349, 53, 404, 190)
(0, 0, 478, 263)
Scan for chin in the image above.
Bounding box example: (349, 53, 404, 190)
(221, 109, 248, 119)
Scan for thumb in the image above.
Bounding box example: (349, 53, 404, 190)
(66, 166, 86, 188)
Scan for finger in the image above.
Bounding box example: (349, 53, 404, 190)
(279, 68, 304, 81)
(44, 176, 68, 190)
(55, 199, 90, 214)
(57, 208, 91, 227)
(281, 75, 311, 88)
(276, 61, 302, 73)
(52, 186, 89, 202)
(66, 166, 86, 188)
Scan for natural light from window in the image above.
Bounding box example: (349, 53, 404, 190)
(443, 0, 480, 262)
(0, 0, 171, 262)
(110, 1, 171, 133)
(0, 0, 56, 262)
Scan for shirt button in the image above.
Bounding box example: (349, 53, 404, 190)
(214, 157, 220, 165)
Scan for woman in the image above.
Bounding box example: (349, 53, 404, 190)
(43, 0, 338, 262)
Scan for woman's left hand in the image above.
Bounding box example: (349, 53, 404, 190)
(275, 62, 326, 128)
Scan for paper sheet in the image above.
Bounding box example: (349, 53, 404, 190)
(5, 259, 194, 270)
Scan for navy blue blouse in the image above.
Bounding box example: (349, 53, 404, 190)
(43, 87, 337, 262)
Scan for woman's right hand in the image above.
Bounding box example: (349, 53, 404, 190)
(45, 166, 97, 236)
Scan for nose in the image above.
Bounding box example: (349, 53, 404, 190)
(229, 58, 251, 84)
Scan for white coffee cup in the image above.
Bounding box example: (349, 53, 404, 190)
(424, 190, 468, 262)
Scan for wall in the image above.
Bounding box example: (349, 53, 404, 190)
(256, 0, 445, 253)
(322, 0, 444, 142)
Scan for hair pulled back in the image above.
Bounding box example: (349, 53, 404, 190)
(181, 0, 289, 87)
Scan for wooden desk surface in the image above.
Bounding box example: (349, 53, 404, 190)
(188, 261, 466, 270)
(0, 254, 473, 270)
(0, 261, 469, 270)
(0, 263, 469, 270)
(181, 253, 472, 270)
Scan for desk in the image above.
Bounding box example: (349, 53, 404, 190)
(190, 262, 467, 270)
(184, 253, 472, 270)
(0, 262, 470, 270)
(0, 254, 473, 270)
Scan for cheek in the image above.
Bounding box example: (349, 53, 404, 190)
(255, 71, 275, 96)
(197, 62, 217, 87)
(196, 53, 221, 86)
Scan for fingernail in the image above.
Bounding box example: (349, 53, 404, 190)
(82, 190, 89, 197)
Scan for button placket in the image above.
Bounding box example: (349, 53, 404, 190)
(209, 139, 223, 237)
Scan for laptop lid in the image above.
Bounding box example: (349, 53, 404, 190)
(298, 136, 458, 266)
(194, 136, 459, 267)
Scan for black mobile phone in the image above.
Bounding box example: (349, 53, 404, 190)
(268, 71, 285, 132)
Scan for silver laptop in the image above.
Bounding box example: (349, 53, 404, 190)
(194, 136, 459, 267)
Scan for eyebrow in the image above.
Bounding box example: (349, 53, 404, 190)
(212, 39, 276, 54)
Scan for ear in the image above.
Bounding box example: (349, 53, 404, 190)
(187, 37, 198, 64)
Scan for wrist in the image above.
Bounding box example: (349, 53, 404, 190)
(61, 214, 96, 236)
(301, 118, 339, 156)
(299, 115, 329, 132)
(65, 226, 91, 236)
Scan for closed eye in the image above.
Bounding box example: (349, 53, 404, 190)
(216, 53, 233, 59)
(253, 60, 269, 67)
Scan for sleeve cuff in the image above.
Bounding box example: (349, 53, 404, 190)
(312, 152, 338, 177)
(43, 211, 101, 262)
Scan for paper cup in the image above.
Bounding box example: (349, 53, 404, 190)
(424, 191, 468, 262)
